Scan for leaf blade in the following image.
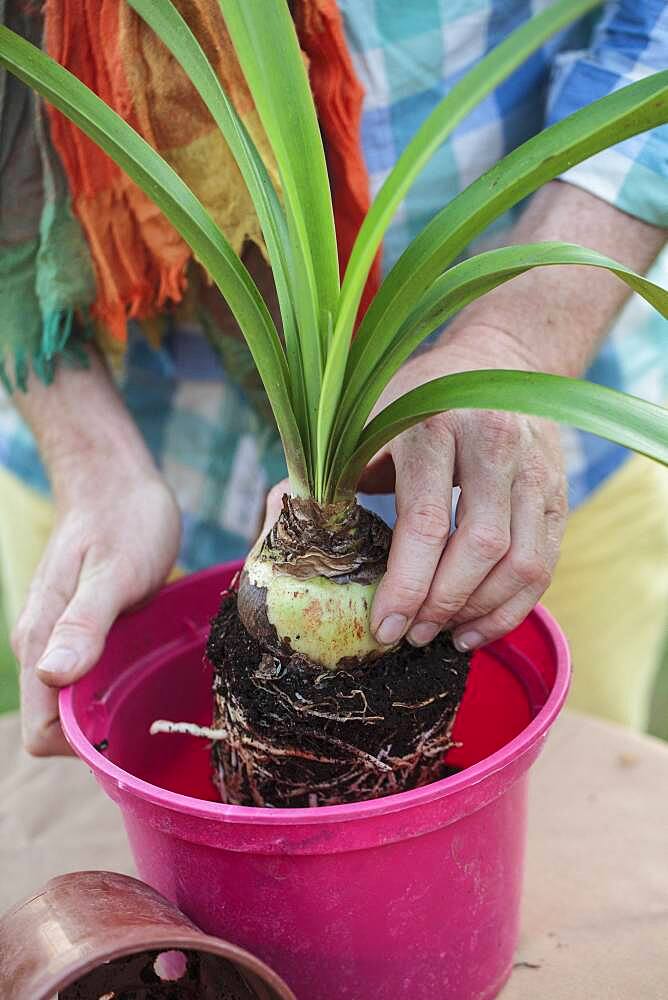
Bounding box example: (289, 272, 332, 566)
(126, 0, 313, 479)
(352, 71, 668, 410)
(318, 0, 605, 479)
(219, 0, 340, 476)
(336, 371, 668, 496)
(0, 24, 309, 492)
(326, 242, 668, 493)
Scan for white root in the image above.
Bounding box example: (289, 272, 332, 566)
(149, 720, 229, 740)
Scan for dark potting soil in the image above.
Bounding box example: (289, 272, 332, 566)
(207, 593, 471, 808)
(59, 948, 259, 999)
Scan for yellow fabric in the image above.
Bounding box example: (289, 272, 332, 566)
(543, 452, 668, 730)
(0, 467, 54, 629)
(0, 457, 667, 729)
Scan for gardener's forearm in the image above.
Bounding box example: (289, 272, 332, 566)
(444, 180, 667, 377)
(366, 182, 665, 655)
(11, 344, 181, 757)
(12, 344, 158, 501)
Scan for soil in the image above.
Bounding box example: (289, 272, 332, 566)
(59, 948, 259, 999)
(208, 592, 471, 808)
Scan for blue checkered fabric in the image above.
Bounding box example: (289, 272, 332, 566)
(1, 0, 667, 571)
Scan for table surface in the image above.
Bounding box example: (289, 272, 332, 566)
(1, 709, 666, 999)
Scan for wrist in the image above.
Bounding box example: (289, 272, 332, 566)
(438, 181, 667, 380)
(49, 426, 158, 510)
(436, 321, 549, 374)
(13, 345, 158, 507)
(443, 295, 597, 377)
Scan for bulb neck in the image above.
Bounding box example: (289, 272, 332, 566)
(260, 494, 391, 584)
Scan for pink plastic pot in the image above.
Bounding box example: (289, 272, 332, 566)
(60, 561, 570, 1000)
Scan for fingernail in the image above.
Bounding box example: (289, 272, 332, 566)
(453, 631, 483, 652)
(376, 614, 408, 645)
(37, 647, 79, 679)
(407, 622, 440, 647)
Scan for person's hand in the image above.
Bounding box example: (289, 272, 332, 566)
(12, 451, 180, 756)
(259, 327, 567, 654)
(358, 179, 667, 653)
(359, 329, 568, 653)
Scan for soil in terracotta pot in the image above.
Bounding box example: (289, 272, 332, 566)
(207, 591, 470, 808)
(59, 948, 259, 999)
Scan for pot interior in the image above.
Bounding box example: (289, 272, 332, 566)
(78, 612, 552, 803)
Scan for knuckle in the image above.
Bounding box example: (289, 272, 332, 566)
(451, 598, 488, 625)
(547, 488, 569, 520)
(404, 499, 451, 546)
(486, 610, 520, 639)
(480, 412, 521, 453)
(519, 459, 549, 492)
(467, 523, 510, 563)
(390, 577, 430, 610)
(535, 563, 553, 593)
(489, 602, 530, 637)
(421, 413, 455, 441)
(532, 566, 551, 594)
(420, 587, 467, 622)
(53, 612, 103, 644)
(11, 620, 43, 665)
(509, 551, 549, 588)
(109, 553, 144, 594)
(83, 551, 144, 604)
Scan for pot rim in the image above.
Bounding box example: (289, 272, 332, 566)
(59, 568, 570, 826)
(23, 931, 295, 1000)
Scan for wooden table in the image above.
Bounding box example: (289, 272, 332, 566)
(1, 710, 666, 998)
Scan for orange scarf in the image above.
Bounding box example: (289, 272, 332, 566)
(44, 0, 380, 346)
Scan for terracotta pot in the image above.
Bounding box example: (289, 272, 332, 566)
(0, 870, 295, 1000)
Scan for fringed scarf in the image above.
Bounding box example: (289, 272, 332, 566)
(0, 0, 379, 390)
(0, 0, 96, 390)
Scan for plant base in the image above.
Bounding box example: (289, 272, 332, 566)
(207, 592, 471, 807)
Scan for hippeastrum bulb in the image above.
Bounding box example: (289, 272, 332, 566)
(237, 495, 393, 669)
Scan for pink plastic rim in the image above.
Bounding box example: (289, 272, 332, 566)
(59, 573, 570, 825)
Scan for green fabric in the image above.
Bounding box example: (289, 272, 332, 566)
(0, 239, 42, 391)
(0, 1, 96, 392)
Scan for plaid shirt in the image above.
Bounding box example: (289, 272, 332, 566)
(1, 0, 667, 572)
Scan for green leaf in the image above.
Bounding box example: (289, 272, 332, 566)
(219, 0, 340, 472)
(349, 69, 668, 441)
(317, 0, 604, 484)
(0, 24, 309, 494)
(326, 242, 668, 493)
(126, 0, 312, 458)
(336, 371, 668, 496)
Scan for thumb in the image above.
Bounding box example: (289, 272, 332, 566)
(36, 555, 138, 687)
(258, 478, 290, 539)
(21, 670, 73, 757)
